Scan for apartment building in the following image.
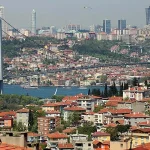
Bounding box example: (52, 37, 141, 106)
(77, 95, 96, 112)
(16, 108, 30, 128)
(38, 116, 61, 136)
(46, 132, 68, 149)
(123, 86, 150, 101)
(0, 116, 13, 130)
(63, 106, 86, 121)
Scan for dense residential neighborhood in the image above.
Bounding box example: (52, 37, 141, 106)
(0, 84, 149, 150)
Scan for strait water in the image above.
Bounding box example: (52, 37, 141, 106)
(3, 84, 105, 98)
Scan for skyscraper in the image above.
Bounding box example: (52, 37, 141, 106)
(118, 19, 126, 35)
(31, 9, 36, 35)
(146, 6, 150, 25)
(103, 20, 111, 34)
(0, 5, 7, 36)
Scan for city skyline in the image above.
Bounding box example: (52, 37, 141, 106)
(0, 0, 150, 29)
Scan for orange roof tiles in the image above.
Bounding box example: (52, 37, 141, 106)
(46, 110, 60, 114)
(42, 103, 59, 107)
(16, 108, 29, 113)
(93, 140, 100, 145)
(27, 132, 40, 137)
(0, 143, 32, 150)
(64, 106, 86, 111)
(47, 132, 68, 139)
(58, 143, 74, 149)
(105, 101, 119, 107)
(124, 113, 150, 118)
(130, 142, 150, 150)
(63, 128, 76, 134)
(83, 112, 95, 115)
(92, 131, 110, 137)
(0, 111, 16, 117)
(138, 121, 150, 126)
(105, 123, 117, 128)
(116, 119, 124, 125)
(109, 109, 132, 114)
(109, 96, 122, 101)
(131, 128, 150, 133)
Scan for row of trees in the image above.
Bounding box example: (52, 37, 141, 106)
(88, 82, 129, 98)
(0, 94, 43, 111)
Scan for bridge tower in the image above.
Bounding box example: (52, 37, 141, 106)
(0, 18, 3, 94)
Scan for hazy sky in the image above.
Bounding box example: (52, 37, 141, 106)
(1, 0, 150, 29)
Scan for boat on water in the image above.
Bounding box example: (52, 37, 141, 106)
(20, 84, 38, 89)
(78, 86, 87, 89)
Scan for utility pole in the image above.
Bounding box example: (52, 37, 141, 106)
(0, 18, 3, 94)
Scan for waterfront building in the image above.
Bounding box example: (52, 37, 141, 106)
(31, 9, 36, 35)
(103, 19, 111, 34)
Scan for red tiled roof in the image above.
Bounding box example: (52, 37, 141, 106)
(129, 142, 150, 150)
(109, 96, 123, 101)
(131, 128, 150, 133)
(83, 112, 95, 115)
(124, 113, 150, 118)
(138, 121, 150, 126)
(28, 132, 40, 137)
(64, 106, 86, 111)
(16, 108, 29, 113)
(92, 131, 110, 137)
(46, 110, 60, 114)
(105, 101, 119, 107)
(0, 111, 16, 117)
(42, 103, 59, 107)
(0, 143, 32, 150)
(63, 128, 76, 134)
(116, 119, 124, 125)
(58, 143, 74, 149)
(109, 109, 132, 114)
(93, 140, 100, 145)
(47, 132, 68, 139)
(105, 123, 117, 128)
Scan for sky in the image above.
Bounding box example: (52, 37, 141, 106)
(0, 0, 150, 29)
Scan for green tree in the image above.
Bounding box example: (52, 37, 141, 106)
(100, 75, 107, 83)
(132, 77, 139, 87)
(88, 89, 91, 95)
(116, 125, 131, 134)
(51, 95, 65, 102)
(104, 83, 108, 98)
(13, 122, 27, 132)
(78, 122, 97, 141)
(119, 83, 123, 96)
(93, 104, 105, 113)
(106, 127, 119, 141)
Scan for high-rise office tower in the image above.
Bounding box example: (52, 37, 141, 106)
(146, 6, 150, 25)
(103, 19, 111, 34)
(0, 5, 7, 37)
(118, 19, 126, 35)
(31, 9, 36, 35)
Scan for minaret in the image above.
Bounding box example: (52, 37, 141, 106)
(31, 9, 36, 35)
(0, 18, 3, 94)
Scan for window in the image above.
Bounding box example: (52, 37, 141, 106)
(88, 143, 91, 146)
(120, 144, 123, 148)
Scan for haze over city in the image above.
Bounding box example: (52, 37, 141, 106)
(1, 0, 150, 28)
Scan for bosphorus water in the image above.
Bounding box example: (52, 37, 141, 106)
(4, 84, 105, 98)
